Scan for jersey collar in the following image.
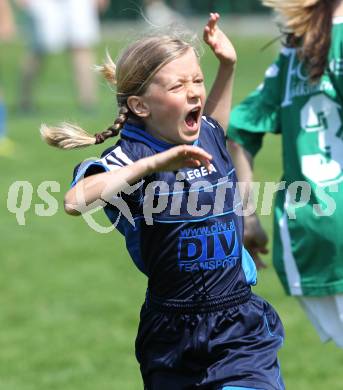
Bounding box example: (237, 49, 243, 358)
(121, 123, 199, 152)
(333, 16, 343, 24)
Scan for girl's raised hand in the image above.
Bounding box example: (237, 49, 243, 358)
(147, 145, 212, 174)
(203, 13, 237, 66)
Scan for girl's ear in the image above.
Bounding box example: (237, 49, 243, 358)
(127, 96, 150, 118)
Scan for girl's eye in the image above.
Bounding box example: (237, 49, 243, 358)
(194, 78, 204, 84)
(169, 84, 183, 91)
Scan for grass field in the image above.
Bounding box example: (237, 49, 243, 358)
(1, 29, 343, 390)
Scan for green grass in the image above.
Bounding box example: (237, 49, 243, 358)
(1, 33, 343, 390)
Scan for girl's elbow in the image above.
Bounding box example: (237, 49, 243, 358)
(64, 202, 80, 216)
(227, 139, 241, 151)
(64, 194, 81, 216)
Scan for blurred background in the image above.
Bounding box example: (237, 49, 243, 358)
(1, 0, 342, 389)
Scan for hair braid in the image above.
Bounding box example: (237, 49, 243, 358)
(94, 104, 129, 144)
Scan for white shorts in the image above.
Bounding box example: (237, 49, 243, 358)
(297, 294, 343, 348)
(26, 0, 100, 53)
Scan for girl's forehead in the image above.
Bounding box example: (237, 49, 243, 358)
(154, 49, 203, 81)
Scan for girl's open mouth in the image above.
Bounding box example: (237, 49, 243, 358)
(185, 107, 201, 130)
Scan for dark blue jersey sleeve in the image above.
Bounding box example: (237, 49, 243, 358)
(71, 141, 145, 213)
(71, 141, 137, 186)
(202, 115, 227, 147)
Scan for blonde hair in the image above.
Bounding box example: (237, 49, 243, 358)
(263, 0, 336, 81)
(41, 34, 198, 150)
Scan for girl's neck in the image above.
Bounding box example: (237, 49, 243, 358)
(334, 0, 343, 17)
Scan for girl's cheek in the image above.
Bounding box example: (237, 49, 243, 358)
(166, 96, 185, 111)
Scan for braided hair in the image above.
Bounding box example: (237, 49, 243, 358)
(94, 105, 129, 145)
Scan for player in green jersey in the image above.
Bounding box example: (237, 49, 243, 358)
(227, 0, 343, 347)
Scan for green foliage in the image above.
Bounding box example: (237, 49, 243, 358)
(1, 33, 342, 390)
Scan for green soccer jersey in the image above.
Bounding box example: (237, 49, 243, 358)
(228, 18, 343, 297)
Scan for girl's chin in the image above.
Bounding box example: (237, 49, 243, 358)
(182, 122, 200, 135)
(179, 130, 200, 144)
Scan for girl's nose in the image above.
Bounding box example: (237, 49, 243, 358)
(187, 84, 199, 99)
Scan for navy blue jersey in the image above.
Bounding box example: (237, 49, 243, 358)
(72, 116, 257, 300)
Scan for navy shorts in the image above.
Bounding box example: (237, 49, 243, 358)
(135, 287, 285, 390)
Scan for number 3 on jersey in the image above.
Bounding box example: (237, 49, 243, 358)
(301, 93, 343, 186)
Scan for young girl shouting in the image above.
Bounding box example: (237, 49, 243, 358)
(42, 13, 285, 390)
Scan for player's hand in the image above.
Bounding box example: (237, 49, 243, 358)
(244, 214, 269, 269)
(147, 145, 212, 174)
(203, 13, 237, 66)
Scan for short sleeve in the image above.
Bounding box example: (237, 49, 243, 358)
(202, 115, 226, 146)
(71, 144, 133, 187)
(227, 51, 284, 156)
(70, 144, 144, 220)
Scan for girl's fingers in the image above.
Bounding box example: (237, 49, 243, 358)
(204, 13, 221, 48)
(168, 145, 213, 171)
(205, 13, 216, 33)
(185, 153, 212, 171)
(184, 159, 201, 168)
(189, 145, 212, 160)
(184, 158, 211, 172)
(207, 12, 220, 30)
(201, 159, 212, 172)
(188, 153, 212, 169)
(192, 152, 212, 163)
(208, 14, 216, 28)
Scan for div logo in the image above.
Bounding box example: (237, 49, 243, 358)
(178, 221, 239, 272)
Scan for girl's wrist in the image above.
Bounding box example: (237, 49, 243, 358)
(140, 155, 158, 175)
(218, 60, 236, 71)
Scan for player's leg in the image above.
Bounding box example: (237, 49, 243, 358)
(70, 48, 97, 110)
(19, 52, 44, 111)
(19, 0, 64, 111)
(67, 0, 100, 110)
(0, 92, 5, 139)
(215, 294, 284, 390)
(0, 91, 14, 156)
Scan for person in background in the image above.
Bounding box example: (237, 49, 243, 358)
(0, 0, 16, 156)
(16, 0, 108, 112)
(143, 0, 183, 26)
(227, 0, 343, 347)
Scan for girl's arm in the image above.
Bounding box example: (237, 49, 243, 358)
(227, 140, 268, 269)
(65, 144, 212, 215)
(203, 13, 237, 131)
